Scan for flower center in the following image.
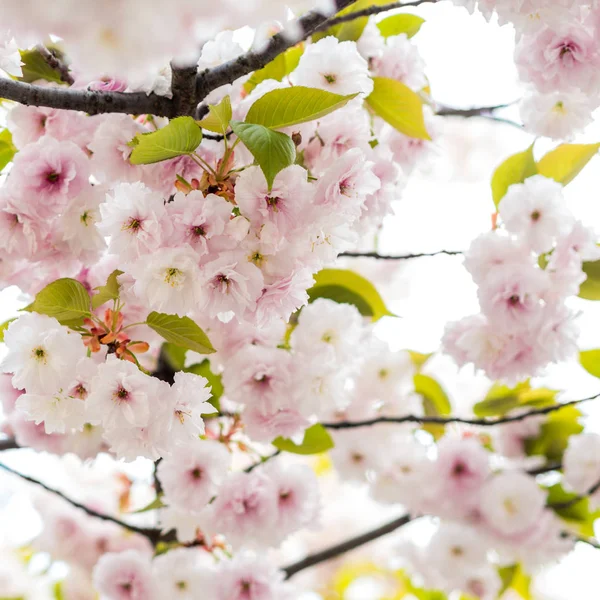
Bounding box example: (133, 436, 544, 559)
(164, 267, 184, 288)
(113, 385, 130, 402)
(124, 217, 142, 232)
(265, 196, 281, 211)
(323, 73, 336, 83)
(46, 171, 60, 183)
(177, 581, 187, 590)
(80, 210, 91, 226)
(32, 346, 47, 363)
(191, 467, 203, 480)
(192, 224, 206, 238)
(530, 210, 541, 221)
(508, 294, 521, 306)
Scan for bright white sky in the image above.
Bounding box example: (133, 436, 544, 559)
(2, 2, 600, 598)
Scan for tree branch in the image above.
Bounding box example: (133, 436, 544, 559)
(0, 461, 162, 544)
(283, 513, 412, 579)
(323, 394, 600, 430)
(339, 249, 463, 260)
(0, 438, 19, 451)
(195, 0, 357, 102)
(35, 45, 74, 85)
(170, 62, 200, 117)
(550, 477, 600, 511)
(0, 78, 175, 117)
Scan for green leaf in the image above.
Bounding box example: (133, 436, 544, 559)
(244, 45, 304, 93)
(161, 343, 187, 371)
(314, 0, 392, 42)
(0, 318, 16, 343)
(524, 405, 583, 462)
(579, 259, 600, 300)
(408, 350, 432, 370)
(376, 14, 425, 38)
(498, 565, 532, 599)
(580, 349, 600, 378)
(537, 143, 600, 185)
(18, 48, 64, 84)
(273, 423, 334, 455)
(132, 496, 166, 513)
(146, 312, 215, 354)
(245, 86, 358, 130)
(28, 278, 91, 327)
(366, 77, 430, 140)
(230, 121, 296, 190)
(307, 268, 394, 322)
(473, 380, 557, 418)
(129, 117, 203, 165)
(91, 269, 123, 310)
(0, 129, 16, 172)
(197, 96, 232, 134)
(186, 360, 223, 412)
(546, 483, 600, 537)
(414, 373, 451, 439)
(491, 144, 537, 208)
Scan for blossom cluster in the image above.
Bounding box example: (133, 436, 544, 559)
(443, 174, 599, 382)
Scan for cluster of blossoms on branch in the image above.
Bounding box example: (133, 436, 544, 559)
(0, 0, 600, 599)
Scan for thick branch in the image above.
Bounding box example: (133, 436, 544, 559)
(339, 249, 463, 260)
(170, 63, 200, 117)
(195, 0, 356, 102)
(0, 461, 162, 543)
(283, 513, 412, 579)
(323, 394, 600, 430)
(0, 78, 175, 117)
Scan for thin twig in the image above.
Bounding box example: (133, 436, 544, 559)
(244, 450, 282, 473)
(35, 45, 74, 85)
(323, 394, 600, 430)
(339, 249, 463, 260)
(0, 461, 162, 543)
(550, 477, 600, 511)
(283, 514, 412, 579)
(527, 462, 562, 476)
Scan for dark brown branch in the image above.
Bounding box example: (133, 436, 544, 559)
(0, 78, 175, 117)
(283, 514, 412, 579)
(170, 62, 200, 117)
(245, 450, 281, 473)
(527, 462, 562, 476)
(0, 461, 162, 543)
(339, 249, 463, 260)
(0, 438, 19, 451)
(550, 477, 600, 511)
(195, 0, 356, 102)
(323, 394, 600, 430)
(35, 45, 74, 85)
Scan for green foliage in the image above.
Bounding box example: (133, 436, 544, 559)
(307, 268, 394, 321)
(0, 129, 16, 172)
(579, 259, 600, 300)
(376, 13, 425, 38)
(244, 45, 304, 93)
(230, 121, 296, 189)
(314, 0, 392, 42)
(145, 312, 215, 354)
(161, 343, 187, 371)
(25, 278, 91, 327)
(132, 496, 166, 513)
(491, 144, 537, 208)
(366, 77, 430, 139)
(0, 318, 16, 342)
(524, 406, 583, 462)
(245, 86, 358, 129)
(414, 373, 451, 439)
(546, 483, 600, 537)
(186, 359, 223, 412)
(91, 269, 123, 310)
(408, 350, 432, 370)
(129, 117, 203, 164)
(18, 48, 64, 84)
(580, 349, 600, 378)
(197, 96, 232, 134)
(537, 143, 600, 185)
(498, 564, 532, 599)
(53, 581, 65, 600)
(473, 380, 557, 417)
(273, 424, 334, 455)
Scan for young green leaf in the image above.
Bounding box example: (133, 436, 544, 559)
(91, 269, 123, 310)
(579, 259, 600, 300)
(146, 312, 215, 354)
(197, 96, 232, 134)
(414, 373, 451, 439)
(366, 77, 430, 140)
(524, 406, 583, 461)
(273, 424, 334, 455)
(473, 380, 557, 418)
(186, 359, 223, 412)
(18, 48, 65, 84)
(161, 343, 188, 371)
(27, 278, 91, 326)
(314, 0, 392, 42)
(244, 45, 304, 93)
(230, 121, 296, 189)
(131, 496, 166, 513)
(545, 483, 600, 537)
(307, 268, 395, 322)
(0, 129, 16, 172)
(579, 349, 600, 378)
(245, 87, 358, 130)
(129, 117, 203, 164)
(0, 318, 16, 343)
(537, 143, 600, 185)
(491, 144, 537, 208)
(376, 14, 425, 38)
